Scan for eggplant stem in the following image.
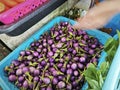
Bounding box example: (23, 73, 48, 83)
(47, 75, 53, 79)
(60, 48, 67, 52)
(75, 47, 79, 52)
(58, 71, 64, 75)
(70, 42, 73, 47)
(53, 65, 59, 71)
(5, 66, 12, 72)
(20, 87, 27, 90)
(29, 62, 38, 66)
(48, 46, 51, 51)
(76, 36, 82, 40)
(79, 43, 86, 46)
(15, 80, 18, 85)
(76, 75, 83, 83)
(42, 64, 49, 78)
(33, 81, 37, 90)
(18, 56, 23, 61)
(66, 75, 70, 83)
(38, 58, 43, 62)
(41, 84, 47, 88)
(25, 77, 32, 84)
(79, 48, 86, 53)
(25, 72, 33, 82)
(60, 53, 63, 58)
(53, 53, 58, 59)
(92, 51, 101, 58)
(33, 81, 40, 90)
(63, 61, 67, 68)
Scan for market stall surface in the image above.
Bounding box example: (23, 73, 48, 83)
(0, 40, 11, 61)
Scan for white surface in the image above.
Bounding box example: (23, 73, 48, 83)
(75, 0, 92, 10)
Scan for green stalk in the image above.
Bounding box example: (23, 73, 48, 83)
(58, 71, 64, 75)
(38, 58, 43, 62)
(47, 75, 53, 80)
(45, 59, 48, 62)
(53, 65, 64, 75)
(53, 53, 59, 59)
(29, 62, 38, 67)
(66, 38, 71, 41)
(41, 84, 47, 88)
(70, 41, 73, 47)
(53, 65, 59, 71)
(61, 44, 67, 49)
(75, 47, 79, 52)
(76, 75, 83, 83)
(79, 43, 86, 46)
(63, 61, 68, 68)
(69, 32, 73, 36)
(56, 49, 60, 53)
(62, 57, 69, 69)
(20, 87, 27, 90)
(76, 36, 82, 40)
(79, 48, 86, 53)
(33, 81, 40, 90)
(42, 64, 49, 78)
(66, 75, 70, 84)
(48, 46, 51, 51)
(55, 58, 60, 62)
(15, 80, 18, 85)
(25, 77, 32, 85)
(5, 66, 12, 72)
(78, 69, 83, 74)
(60, 53, 64, 58)
(25, 72, 33, 82)
(60, 48, 67, 52)
(18, 56, 23, 61)
(92, 50, 101, 59)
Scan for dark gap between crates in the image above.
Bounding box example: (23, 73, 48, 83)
(0, 40, 12, 61)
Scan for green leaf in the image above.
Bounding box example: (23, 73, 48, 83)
(83, 63, 98, 80)
(117, 30, 120, 43)
(104, 38, 114, 52)
(106, 49, 117, 64)
(99, 61, 109, 77)
(104, 38, 119, 64)
(97, 71, 104, 88)
(85, 77, 100, 89)
(106, 54, 112, 61)
(84, 30, 120, 90)
(84, 63, 104, 89)
(88, 88, 101, 90)
(87, 63, 96, 68)
(106, 44, 117, 55)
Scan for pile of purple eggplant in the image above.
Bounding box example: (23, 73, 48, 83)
(4, 22, 103, 90)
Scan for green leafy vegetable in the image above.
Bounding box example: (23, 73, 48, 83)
(99, 62, 109, 79)
(117, 30, 120, 43)
(83, 30, 120, 90)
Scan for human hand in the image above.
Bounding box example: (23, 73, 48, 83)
(73, 0, 120, 30)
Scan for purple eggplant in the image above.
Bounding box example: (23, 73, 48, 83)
(8, 75, 17, 82)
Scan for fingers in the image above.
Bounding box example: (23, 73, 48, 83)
(73, 1, 115, 30)
(73, 22, 98, 30)
(73, 10, 97, 30)
(73, 15, 96, 30)
(73, 22, 93, 30)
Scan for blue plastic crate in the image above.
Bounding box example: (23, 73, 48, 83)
(102, 35, 120, 90)
(0, 16, 111, 90)
(103, 45, 120, 90)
